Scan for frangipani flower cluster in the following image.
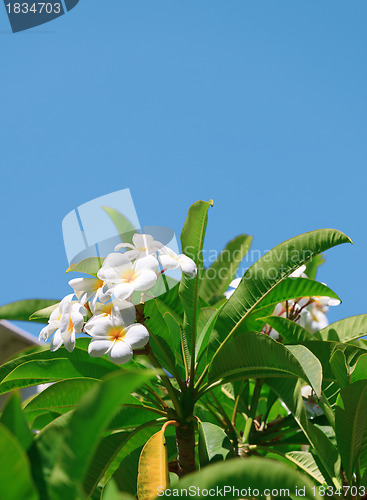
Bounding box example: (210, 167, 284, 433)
(39, 233, 197, 364)
(225, 264, 340, 338)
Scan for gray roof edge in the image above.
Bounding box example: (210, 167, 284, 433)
(0, 320, 42, 345)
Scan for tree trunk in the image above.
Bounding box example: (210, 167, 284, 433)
(176, 421, 196, 477)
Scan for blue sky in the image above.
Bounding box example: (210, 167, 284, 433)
(0, 0, 366, 336)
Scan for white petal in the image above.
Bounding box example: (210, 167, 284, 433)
(63, 331, 75, 352)
(328, 297, 341, 307)
(70, 309, 85, 335)
(112, 299, 136, 326)
(114, 242, 134, 251)
(124, 324, 149, 349)
(290, 265, 307, 278)
(50, 329, 63, 351)
(229, 277, 241, 289)
(109, 341, 133, 364)
(296, 297, 309, 308)
(39, 324, 53, 341)
(178, 255, 197, 278)
(68, 277, 99, 292)
(84, 315, 112, 337)
(98, 254, 132, 282)
(158, 254, 179, 270)
(134, 255, 158, 273)
(160, 246, 178, 258)
(122, 249, 140, 260)
(133, 233, 155, 249)
(269, 329, 280, 340)
(113, 282, 135, 300)
(133, 270, 158, 291)
(88, 338, 113, 357)
(60, 294, 74, 310)
(97, 266, 124, 283)
(49, 307, 62, 322)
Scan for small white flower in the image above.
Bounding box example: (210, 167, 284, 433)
(114, 233, 163, 260)
(289, 265, 307, 278)
(158, 247, 197, 278)
(299, 305, 329, 333)
(84, 302, 149, 364)
(224, 277, 241, 299)
(39, 294, 87, 352)
(68, 276, 110, 308)
(97, 253, 158, 300)
(301, 385, 323, 417)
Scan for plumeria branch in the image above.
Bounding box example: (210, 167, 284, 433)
(144, 344, 184, 420)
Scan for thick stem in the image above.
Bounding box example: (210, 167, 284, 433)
(176, 421, 196, 477)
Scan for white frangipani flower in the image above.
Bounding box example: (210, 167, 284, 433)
(84, 301, 149, 364)
(289, 265, 307, 278)
(158, 247, 197, 278)
(39, 294, 87, 352)
(97, 253, 158, 300)
(224, 277, 241, 299)
(114, 233, 163, 260)
(299, 305, 329, 333)
(68, 276, 110, 308)
(301, 385, 323, 417)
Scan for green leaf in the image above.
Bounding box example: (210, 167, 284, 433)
(0, 299, 60, 323)
(198, 422, 234, 466)
(66, 257, 104, 277)
(299, 340, 366, 383)
(208, 331, 322, 397)
(107, 427, 159, 494)
(0, 346, 119, 395)
(0, 391, 33, 450)
(255, 278, 340, 313)
(266, 378, 341, 487)
(351, 353, 367, 383)
(287, 345, 323, 397)
(196, 305, 225, 363)
(144, 298, 185, 380)
(23, 378, 99, 416)
(259, 316, 314, 343)
(318, 315, 367, 342)
(285, 451, 326, 484)
(330, 350, 349, 388)
(304, 254, 325, 280)
(335, 380, 367, 482)
(170, 456, 321, 500)
(28, 412, 73, 499)
(102, 206, 137, 244)
(30, 303, 60, 323)
(215, 229, 350, 351)
(84, 422, 160, 497)
(308, 424, 341, 487)
(0, 423, 38, 500)
(179, 200, 213, 370)
(49, 369, 152, 500)
(102, 480, 135, 500)
(199, 234, 252, 304)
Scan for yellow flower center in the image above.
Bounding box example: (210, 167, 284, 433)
(94, 278, 104, 291)
(122, 269, 137, 283)
(101, 303, 113, 315)
(68, 317, 74, 332)
(108, 326, 126, 342)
